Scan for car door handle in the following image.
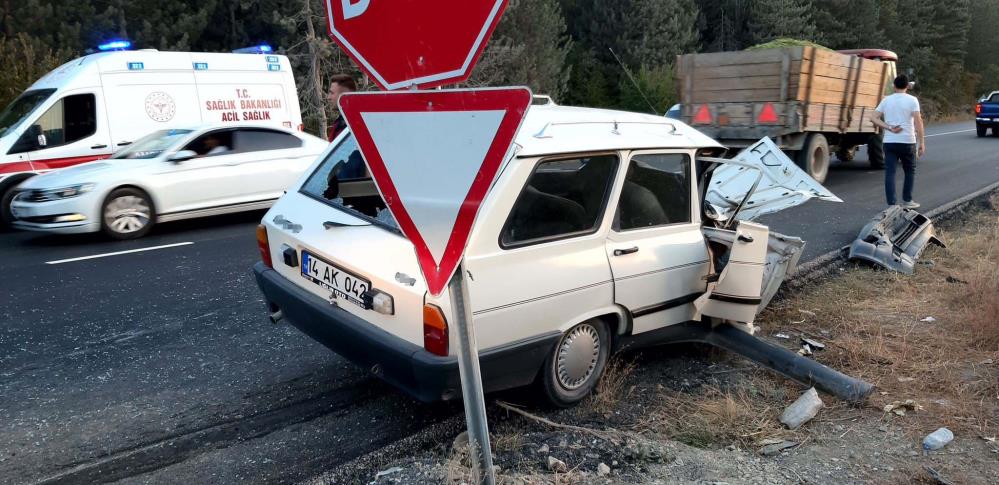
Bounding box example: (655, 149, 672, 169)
(117, 141, 132, 146)
(737, 234, 754, 243)
(91, 144, 108, 149)
(613, 247, 639, 256)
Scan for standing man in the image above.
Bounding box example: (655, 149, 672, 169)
(871, 74, 925, 208)
(327, 74, 357, 141)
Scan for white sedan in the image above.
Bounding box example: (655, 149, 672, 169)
(10, 125, 327, 239)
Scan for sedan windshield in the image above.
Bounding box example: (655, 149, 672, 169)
(0, 89, 56, 138)
(112, 129, 194, 159)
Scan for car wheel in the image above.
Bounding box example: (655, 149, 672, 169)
(101, 188, 155, 239)
(796, 133, 830, 183)
(539, 319, 610, 408)
(977, 125, 987, 137)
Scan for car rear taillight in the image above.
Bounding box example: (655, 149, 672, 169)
(423, 304, 448, 356)
(256, 224, 273, 268)
(976, 104, 982, 115)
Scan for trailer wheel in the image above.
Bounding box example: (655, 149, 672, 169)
(539, 319, 610, 408)
(867, 133, 885, 169)
(797, 133, 830, 183)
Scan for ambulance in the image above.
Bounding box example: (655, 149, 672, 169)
(0, 43, 304, 226)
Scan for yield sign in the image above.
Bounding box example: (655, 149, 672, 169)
(338, 87, 532, 295)
(324, 0, 509, 90)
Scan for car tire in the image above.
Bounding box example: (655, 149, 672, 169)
(796, 133, 830, 183)
(101, 187, 155, 239)
(539, 319, 610, 408)
(977, 125, 987, 137)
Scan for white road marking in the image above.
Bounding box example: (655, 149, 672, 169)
(45, 242, 194, 265)
(925, 128, 976, 138)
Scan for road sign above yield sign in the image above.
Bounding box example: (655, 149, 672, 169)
(324, 0, 509, 90)
(338, 87, 532, 296)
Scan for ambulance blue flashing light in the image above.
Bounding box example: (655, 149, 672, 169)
(97, 40, 132, 51)
(232, 44, 273, 54)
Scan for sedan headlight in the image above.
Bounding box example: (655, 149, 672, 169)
(29, 183, 96, 202)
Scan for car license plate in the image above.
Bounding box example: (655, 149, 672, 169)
(300, 251, 370, 308)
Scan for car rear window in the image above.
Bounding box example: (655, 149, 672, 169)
(990, 93, 999, 103)
(300, 133, 398, 230)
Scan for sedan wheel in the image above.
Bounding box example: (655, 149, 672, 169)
(540, 319, 610, 408)
(102, 188, 154, 239)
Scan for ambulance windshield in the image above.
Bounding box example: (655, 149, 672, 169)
(0, 89, 55, 138)
(113, 129, 194, 159)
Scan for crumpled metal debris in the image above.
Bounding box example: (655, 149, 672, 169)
(848, 206, 946, 274)
(883, 399, 923, 416)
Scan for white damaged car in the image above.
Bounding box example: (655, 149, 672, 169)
(253, 104, 840, 406)
(11, 124, 327, 239)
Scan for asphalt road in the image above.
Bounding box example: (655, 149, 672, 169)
(0, 121, 996, 484)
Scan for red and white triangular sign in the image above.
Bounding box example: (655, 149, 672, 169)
(339, 87, 532, 296)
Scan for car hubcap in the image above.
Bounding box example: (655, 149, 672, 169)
(556, 324, 600, 390)
(104, 196, 150, 234)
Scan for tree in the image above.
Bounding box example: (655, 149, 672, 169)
(470, 0, 572, 99)
(811, 0, 884, 49)
(695, 0, 752, 52)
(747, 0, 819, 45)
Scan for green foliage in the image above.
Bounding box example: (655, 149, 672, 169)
(745, 38, 830, 50)
(0, 34, 73, 109)
(617, 64, 676, 114)
(747, 0, 818, 45)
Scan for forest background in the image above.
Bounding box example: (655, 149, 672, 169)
(3, 0, 995, 136)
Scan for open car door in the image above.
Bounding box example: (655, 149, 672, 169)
(696, 137, 837, 325)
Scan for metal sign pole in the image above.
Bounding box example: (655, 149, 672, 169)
(448, 260, 495, 485)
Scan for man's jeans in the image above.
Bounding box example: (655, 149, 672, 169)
(884, 142, 916, 205)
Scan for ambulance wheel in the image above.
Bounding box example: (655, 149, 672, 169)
(101, 188, 155, 240)
(540, 319, 610, 408)
(0, 185, 19, 229)
(796, 133, 830, 184)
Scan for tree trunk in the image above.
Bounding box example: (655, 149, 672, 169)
(303, 0, 328, 139)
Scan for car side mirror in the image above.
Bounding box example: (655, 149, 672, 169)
(169, 150, 197, 163)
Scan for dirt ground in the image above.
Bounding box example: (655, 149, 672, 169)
(320, 195, 999, 485)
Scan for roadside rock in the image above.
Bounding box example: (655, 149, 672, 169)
(547, 456, 567, 473)
(597, 462, 611, 476)
(780, 387, 823, 429)
(537, 443, 549, 454)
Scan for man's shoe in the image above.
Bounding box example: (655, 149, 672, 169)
(901, 200, 921, 209)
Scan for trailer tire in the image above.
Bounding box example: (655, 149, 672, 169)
(796, 133, 830, 183)
(867, 133, 885, 169)
(539, 319, 610, 408)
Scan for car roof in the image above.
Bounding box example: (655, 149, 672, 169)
(514, 104, 722, 157)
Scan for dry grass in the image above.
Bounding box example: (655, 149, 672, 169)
(586, 356, 637, 417)
(760, 200, 999, 436)
(640, 379, 790, 448)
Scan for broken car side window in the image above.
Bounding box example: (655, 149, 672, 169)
(614, 153, 691, 231)
(501, 154, 618, 248)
